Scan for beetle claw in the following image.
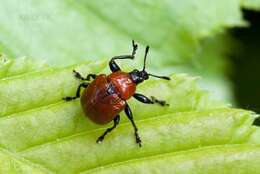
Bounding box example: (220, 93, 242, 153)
(151, 96, 169, 107)
(137, 140, 142, 147)
(131, 40, 138, 57)
(73, 70, 83, 80)
(63, 96, 74, 101)
(135, 134, 142, 147)
(96, 136, 104, 144)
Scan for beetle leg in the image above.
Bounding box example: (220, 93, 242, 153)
(62, 82, 88, 101)
(150, 96, 169, 106)
(109, 40, 138, 72)
(133, 93, 169, 106)
(124, 103, 142, 147)
(96, 115, 120, 143)
(73, 70, 96, 81)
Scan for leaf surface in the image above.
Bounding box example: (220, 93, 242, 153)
(0, 57, 259, 173)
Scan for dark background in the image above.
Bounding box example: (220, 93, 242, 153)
(231, 9, 260, 113)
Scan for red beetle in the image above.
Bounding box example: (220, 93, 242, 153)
(63, 41, 170, 147)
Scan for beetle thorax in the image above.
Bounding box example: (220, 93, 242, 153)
(107, 72, 136, 100)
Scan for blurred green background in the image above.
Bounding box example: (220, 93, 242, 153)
(0, 0, 259, 112)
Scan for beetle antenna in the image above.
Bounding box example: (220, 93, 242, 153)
(142, 46, 149, 71)
(148, 73, 171, 80)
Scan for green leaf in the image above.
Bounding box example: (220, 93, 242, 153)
(0, 59, 107, 116)
(0, 57, 259, 173)
(241, 0, 260, 10)
(1, 1, 260, 173)
(0, 0, 258, 104)
(1, 0, 259, 104)
(0, 0, 247, 67)
(0, 54, 49, 78)
(81, 144, 260, 174)
(0, 147, 53, 174)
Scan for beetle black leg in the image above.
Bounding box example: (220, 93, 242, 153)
(124, 103, 142, 147)
(109, 40, 138, 72)
(62, 82, 88, 101)
(133, 93, 169, 106)
(73, 70, 96, 81)
(96, 115, 120, 143)
(151, 96, 169, 106)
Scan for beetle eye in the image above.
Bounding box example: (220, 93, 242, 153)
(140, 71, 149, 80)
(144, 74, 149, 80)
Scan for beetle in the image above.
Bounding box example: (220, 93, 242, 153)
(63, 41, 170, 147)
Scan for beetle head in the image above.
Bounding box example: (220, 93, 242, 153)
(129, 46, 170, 85)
